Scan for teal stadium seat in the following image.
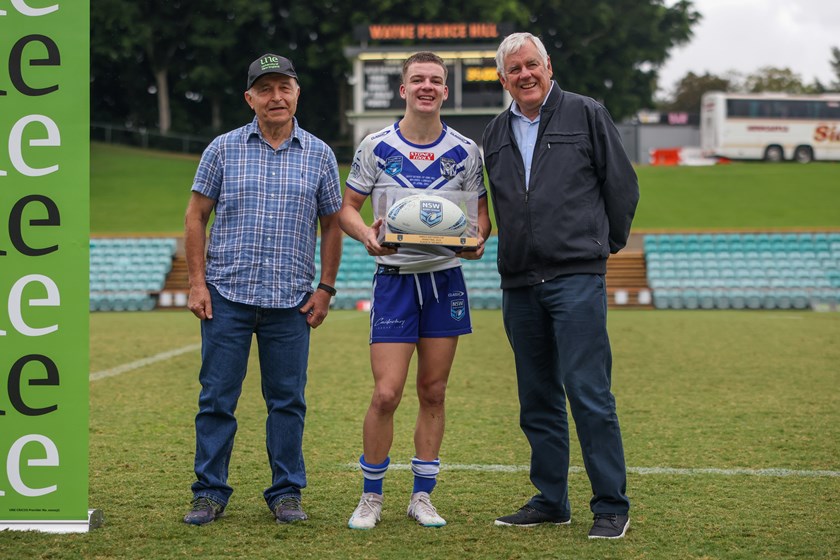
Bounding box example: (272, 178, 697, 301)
(667, 290, 684, 309)
(652, 289, 668, 309)
(745, 290, 763, 309)
(89, 237, 177, 312)
(681, 289, 699, 309)
(713, 289, 731, 309)
(729, 290, 746, 309)
(791, 290, 810, 310)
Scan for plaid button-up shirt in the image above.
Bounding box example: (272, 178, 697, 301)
(192, 117, 341, 308)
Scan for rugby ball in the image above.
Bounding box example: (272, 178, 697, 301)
(386, 194, 467, 236)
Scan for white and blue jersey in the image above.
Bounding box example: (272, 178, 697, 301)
(346, 122, 486, 274)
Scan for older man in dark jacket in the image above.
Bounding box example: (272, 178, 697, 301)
(483, 32, 639, 539)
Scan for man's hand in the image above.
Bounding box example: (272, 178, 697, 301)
(300, 289, 332, 328)
(188, 284, 213, 320)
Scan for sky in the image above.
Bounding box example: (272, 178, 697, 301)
(657, 0, 840, 95)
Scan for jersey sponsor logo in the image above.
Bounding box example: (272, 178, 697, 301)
(450, 299, 465, 321)
(448, 291, 465, 297)
(384, 155, 403, 176)
(439, 157, 457, 179)
(371, 128, 391, 140)
(409, 151, 435, 161)
(420, 200, 443, 227)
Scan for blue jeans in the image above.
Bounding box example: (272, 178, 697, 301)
(502, 274, 629, 517)
(191, 285, 310, 510)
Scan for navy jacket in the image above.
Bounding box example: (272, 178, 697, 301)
(482, 82, 639, 289)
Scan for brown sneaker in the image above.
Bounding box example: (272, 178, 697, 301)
(273, 495, 308, 524)
(183, 496, 225, 526)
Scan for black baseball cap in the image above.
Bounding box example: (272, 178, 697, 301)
(246, 53, 298, 89)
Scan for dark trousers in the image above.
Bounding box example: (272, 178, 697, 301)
(502, 274, 629, 517)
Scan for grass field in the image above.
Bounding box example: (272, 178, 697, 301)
(90, 142, 840, 234)
(631, 163, 840, 229)
(33, 142, 837, 558)
(1, 310, 838, 559)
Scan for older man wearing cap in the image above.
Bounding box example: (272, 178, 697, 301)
(182, 53, 342, 526)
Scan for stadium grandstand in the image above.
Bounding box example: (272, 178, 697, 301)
(90, 231, 840, 312)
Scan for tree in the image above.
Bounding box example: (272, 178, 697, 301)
(744, 66, 807, 94)
(91, 0, 700, 142)
(664, 71, 730, 113)
(91, 0, 194, 135)
(830, 46, 840, 90)
(522, 0, 700, 120)
(91, 0, 155, 129)
(182, 0, 272, 134)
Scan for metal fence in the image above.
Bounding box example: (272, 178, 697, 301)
(91, 122, 357, 161)
(91, 123, 211, 154)
(92, 121, 701, 164)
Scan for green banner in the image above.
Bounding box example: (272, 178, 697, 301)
(0, 1, 90, 525)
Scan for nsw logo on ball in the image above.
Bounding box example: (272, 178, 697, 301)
(420, 201, 443, 228)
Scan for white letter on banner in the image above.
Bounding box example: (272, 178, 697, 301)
(9, 115, 60, 176)
(10, 1, 59, 16)
(9, 274, 59, 336)
(7, 434, 59, 497)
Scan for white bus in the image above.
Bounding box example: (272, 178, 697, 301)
(700, 91, 840, 163)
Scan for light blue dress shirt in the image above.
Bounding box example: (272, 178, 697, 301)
(510, 82, 554, 190)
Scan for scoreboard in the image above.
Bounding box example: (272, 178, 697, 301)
(362, 59, 454, 111)
(344, 23, 514, 147)
(357, 52, 503, 112)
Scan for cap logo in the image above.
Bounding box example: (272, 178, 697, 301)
(260, 56, 281, 70)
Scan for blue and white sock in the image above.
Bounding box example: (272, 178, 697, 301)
(411, 456, 440, 494)
(360, 455, 389, 495)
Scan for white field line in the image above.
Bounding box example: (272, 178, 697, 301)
(88, 312, 366, 382)
(91, 327, 837, 481)
(89, 343, 201, 381)
(346, 463, 840, 478)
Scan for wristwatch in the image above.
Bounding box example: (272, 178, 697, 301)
(317, 282, 337, 297)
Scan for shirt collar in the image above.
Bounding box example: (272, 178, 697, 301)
(244, 116, 303, 148)
(510, 81, 555, 121)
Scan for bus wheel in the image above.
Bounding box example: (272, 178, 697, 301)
(763, 145, 784, 162)
(793, 146, 813, 164)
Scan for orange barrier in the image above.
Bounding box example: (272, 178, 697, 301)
(649, 147, 681, 166)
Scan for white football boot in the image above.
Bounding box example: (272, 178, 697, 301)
(348, 492, 383, 530)
(407, 492, 446, 527)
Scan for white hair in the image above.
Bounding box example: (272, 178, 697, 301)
(495, 32, 550, 77)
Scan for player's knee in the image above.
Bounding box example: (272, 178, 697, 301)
(417, 379, 447, 408)
(371, 387, 402, 415)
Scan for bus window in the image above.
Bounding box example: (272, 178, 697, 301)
(727, 99, 751, 117)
